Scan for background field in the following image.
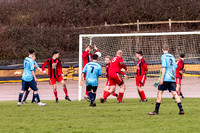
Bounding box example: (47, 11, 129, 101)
(0, 98, 199, 133)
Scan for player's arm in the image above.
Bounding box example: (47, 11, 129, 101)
(143, 60, 148, 74)
(41, 59, 49, 73)
(160, 55, 166, 85)
(120, 62, 128, 73)
(58, 59, 63, 76)
(30, 61, 37, 82)
(35, 62, 42, 73)
(94, 45, 98, 52)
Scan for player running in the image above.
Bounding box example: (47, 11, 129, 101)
(42, 50, 71, 103)
(80, 54, 102, 107)
(100, 50, 128, 103)
(148, 45, 184, 115)
(176, 53, 185, 98)
(135, 51, 148, 102)
(102, 56, 119, 101)
(17, 49, 46, 106)
(82, 44, 98, 101)
(22, 54, 42, 104)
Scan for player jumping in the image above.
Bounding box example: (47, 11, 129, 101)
(17, 49, 46, 106)
(42, 50, 71, 103)
(82, 44, 98, 101)
(148, 45, 184, 115)
(135, 51, 148, 102)
(100, 50, 128, 103)
(102, 56, 119, 101)
(176, 53, 185, 98)
(80, 54, 102, 106)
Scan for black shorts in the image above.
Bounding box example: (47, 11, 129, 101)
(86, 85, 97, 92)
(158, 82, 176, 92)
(21, 79, 38, 91)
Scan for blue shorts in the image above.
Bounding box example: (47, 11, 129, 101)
(21, 79, 38, 91)
(158, 82, 176, 92)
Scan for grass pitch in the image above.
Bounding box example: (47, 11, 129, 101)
(0, 98, 199, 133)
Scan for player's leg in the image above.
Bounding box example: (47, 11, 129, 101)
(83, 73, 90, 101)
(118, 83, 126, 103)
(87, 85, 95, 106)
(170, 82, 184, 114)
(22, 88, 32, 104)
(31, 91, 37, 103)
(177, 79, 184, 98)
(49, 78, 59, 102)
(60, 79, 71, 101)
(102, 86, 109, 101)
(17, 80, 27, 106)
(136, 75, 147, 102)
(29, 80, 46, 106)
(90, 86, 97, 106)
(148, 90, 163, 115)
(100, 85, 116, 103)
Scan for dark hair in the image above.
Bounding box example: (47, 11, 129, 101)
(53, 50, 59, 55)
(92, 54, 98, 60)
(162, 44, 169, 50)
(105, 55, 111, 60)
(136, 51, 143, 56)
(86, 44, 92, 49)
(29, 49, 35, 54)
(180, 53, 185, 58)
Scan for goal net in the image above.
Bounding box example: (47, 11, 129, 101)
(78, 31, 200, 101)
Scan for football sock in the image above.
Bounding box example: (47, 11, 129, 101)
(88, 92, 94, 103)
(138, 90, 142, 99)
(54, 90, 58, 99)
(176, 90, 180, 96)
(177, 102, 183, 110)
(112, 92, 118, 97)
(103, 90, 106, 98)
(140, 91, 146, 100)
(93, 93, 96, 101)
(155, 102, 161, 113)
(63, 87, 68, 96)
(23, 90, 30, 102)
(18, 93, 23, 103)
(34, 93, 41, 103)
(118, 92, 124, 102)
(32, 92, 36, 102)
(85, 90, 88, 95)
(180, 92, 183, 96)
(103, 91, 111, 100)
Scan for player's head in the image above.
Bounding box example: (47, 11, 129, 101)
(105, 56, 111, 65)
(180, 53, 185, 59)
(116, 50, 123, 57)
(136, 51, 143, 59)
(92, 54, 98, 61)
(52, 50, 59, 58)
(32, 54, 36, 61)
(85, 45, 92, 52)
(162, 44, 169, 53)
(28, 49, 35, 56)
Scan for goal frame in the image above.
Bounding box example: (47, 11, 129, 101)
(78, 31, 200, 101)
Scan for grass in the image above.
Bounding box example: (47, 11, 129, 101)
(0, 98, 199, 133)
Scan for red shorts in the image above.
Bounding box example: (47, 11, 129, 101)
(136, 75, 146, 86)
(49, 76, 63, 85)
(109, 73, 124, 86)
(176, 78, 182, 84)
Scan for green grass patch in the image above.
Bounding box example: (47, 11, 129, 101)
(0, 98, 199, 133)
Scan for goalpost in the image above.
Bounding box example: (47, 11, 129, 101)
(78, 31, 200, 101)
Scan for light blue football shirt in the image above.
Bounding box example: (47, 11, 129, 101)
(161, 53, 177, 82)
(82, 61, 102, 86)
(22, 57, 35, 82)
(34, 61, 39, 73)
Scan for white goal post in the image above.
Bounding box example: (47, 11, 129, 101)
(78, 31, 200, 101)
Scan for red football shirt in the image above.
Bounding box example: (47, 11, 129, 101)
(109, 56, 127, 75)
(106, 63, 125, 79)
(136, 58, 148, 76)
(82, 50, 98, 68)
(176, 59, 184, 78)
(42, 57, 63, 78)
